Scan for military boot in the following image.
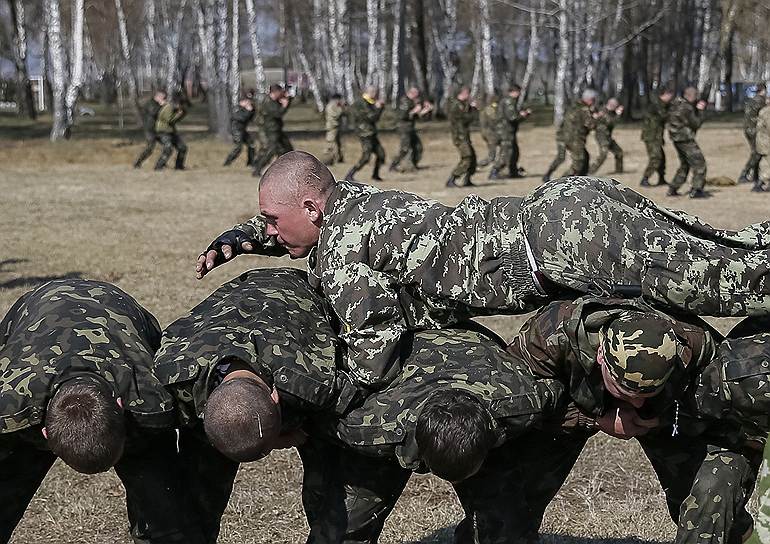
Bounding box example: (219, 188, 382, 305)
(639, 177, 651, 187)
(614, 157, 624, 174)
(462, 174, 476, 187)
(344, 168, 357, 181)
(689, 188, 709, 199)
(246, 147, 256, 167)
(388, 161, 399, 173)
(658, 176, 668, 186)
(371, 165, 383, 182)
(666, 186, 680, 197)
(751, 181, 767, 192)
(488, 168, 502, 180)
(446, 175, 459, 188)
(738, 168, 750, 184)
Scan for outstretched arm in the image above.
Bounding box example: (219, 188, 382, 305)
(195, 215, 289, 278)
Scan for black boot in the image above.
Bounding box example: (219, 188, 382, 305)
(751, 181, 767, 192)
(488, 168, 501, 180)
(738, 169, 750, 184)
(666, 186, 679, 197)
(639, 177, 651, 187)
(388, 161, 398, 173)
(541, 174, 551, 182)
(446, 175, 459, 188)
(614, 158, 624, 174)
(461, 174, 475, 187)
(371, 165, 383, 181)
(658, 177, 668, 186)
(689, 188, 709, 199)
(344, 168, 356, 181)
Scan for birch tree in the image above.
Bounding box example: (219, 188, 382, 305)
(230, 0, 240, 105)
(164, 0, 188, 94)
(8, 0, 35, 119)
(243, 0, 266, 90)
(114, 0, 140, 119)
(63, 0, 85, 137)
(478, 0, 494, 96)
(520, 0, 544, 103)
(554, 0, 570, 125)
(44, 0, 67, 140)
(696, 0, 714, 94)
(293, 17, 324, 112)
(143, 0, 157, 86)
(390, 0, 404, 103)
(213, 0, 230, 137)
(365, 0, 379, 87)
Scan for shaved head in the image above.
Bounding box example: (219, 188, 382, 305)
(258, 151, 334, 258)
(684, 86, 698, 102)
(606, 97, 619, 110)
(365, 85, 379, 99)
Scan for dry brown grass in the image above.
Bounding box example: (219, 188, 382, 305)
(1, 107, 768, 543)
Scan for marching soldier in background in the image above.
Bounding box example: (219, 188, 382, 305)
(667, 86, 708, 198)
(588, 97, 624, 175)
(542, 120, 566, 182)
(133, 90, 166, 169)
(489, 83, 531, 180)
(562, 89, 600, 176)
(251, 84, 293, 177)
(322, 93, 346, 166)
(753, 98, 770, 193)
(478, 91, 500, 167)
(223, 95, 256, 167)
(640, 85, 675, 187)
(739, 83, 767, 185)
(389, 87, 433, 173)
(0, 279, 201, 544)
(153, 92, 188, 171)
(345, 85, 386, 182)
(446, 86, 478, 187)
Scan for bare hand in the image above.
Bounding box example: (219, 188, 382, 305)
(195, 234, 254, 279)
(597, 403, 659, 440)
(376, 100, 385, 108)
(696, 100, 707, 110)
(615, 105, 625, 115)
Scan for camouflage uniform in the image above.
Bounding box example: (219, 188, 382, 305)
(133, 97, 162, 168)
(641, 94, 669, 184)
(667, 97, 706, 193)
(755, 106, 770, 191)
(322, 100, 345, 165)
(303, 326, 564, 544)
(251, 97, 293, 176)
(347, 95, 385, 180)
(542, 121, 566, 182)
(0, 280, 200, 544)
(225, 176, 770, 389)
(223, 104, 256, 167)
(492, 95, 525, 177)
(152, 268, 359, 543)
(478, 99, 499, 167)
(740, 93, 766, 183)
(562, 100, 597, 176)
(389, 96, 423, 172)
(588, 109, 623, 174)
(447, 97, 477, 181)
(154, 102, 188, 170)
(506, 297, 759, 544)
(251, 93, 269, 151)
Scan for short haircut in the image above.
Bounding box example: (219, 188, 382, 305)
(259, 150, 336, 201)
(269, 83, 284, 94)
(658, 84, 675, 96)
(330, 92, 342, 100)
(203, 378, 281, 462)
(581, 88, 598, 101)
(509, 83, 522, 92)
(416, 390, 496, 483)
(757, 83, 767, 93)
(45, 379, 125, 474)
(154, 90, 168, 98)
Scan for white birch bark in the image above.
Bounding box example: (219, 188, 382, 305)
(471, 20, 482, 98)
(697, 0, 714, 94)
(314, 0, 332, 91)
(365, 0, 379, 87)
(64, 0, 85, 136)
(9, 0, 35, 118)
(478, 0, 494, 96)
(144, 0, 157, 84)
(554, 0, 570, 125)
(243, 0, 266, 90)
(165, 0, 188, 94)
(520, 0, 543, 103)
(293, 17, 324, 112)
(214, 0, 230, 136)
(378, 0, 388, 99)
(230, 0, 240, 105)
(115, 0, 139, 111)
(390, 0, 403, 103)
(328, 0, 343, 93)
(337, 0, 354, 101)
(45, 0, 67, 140)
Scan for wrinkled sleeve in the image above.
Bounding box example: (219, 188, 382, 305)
(506, 302, 571, 382)
(229, 215, 290, 257)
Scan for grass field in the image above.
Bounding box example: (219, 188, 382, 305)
(2, 102, 768, 543)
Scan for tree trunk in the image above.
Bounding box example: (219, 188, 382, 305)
(293, 17, 324, 112)
(165, 0, 188, 94)
(390, 0, 404, 103)
(63, 0, 85, 138)
(335, 0, 353, 102)
(8, 0, 35, 119)
(365, 0, 379, 87)
(144, 0, 158, 87)
(717, 0, 737, 111)
(195, 0, 217, 128)
(45, 0, 67, 141)
(314, 0, 332, 92)
(471, 20, 482, 98)
(115, 0, 141, 122)
(378, 0, 388, 99)
(478, 0, 494, 96)
(520, 0, 543, 104)
(214, 0, 231, 137)
(696, 0, 714, 95)
(409, 0, 429, 93)
(230, 0, 240, 105)
(243, 0, 266, 91)
(554, 0, 569, 125)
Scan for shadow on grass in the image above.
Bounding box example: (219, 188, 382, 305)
(409, 528, 672, 544)
(0, 272, 84, 290)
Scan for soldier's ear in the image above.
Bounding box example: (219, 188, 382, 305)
(41, 427, 48, 440)
(270, 386, 280, 405)
(116, 397, 123, 409)
(304, 199, 323, 223)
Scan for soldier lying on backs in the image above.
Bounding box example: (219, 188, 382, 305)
(196, 151, 770, 392)
(0, 279, 202, 544)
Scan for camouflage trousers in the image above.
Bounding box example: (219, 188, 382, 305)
(0, 428, 205, 544)
(543, 141, 566, 179)
(643, 138, 667, 180)
(478, 129, 499, 167)
(521, 176, 770, 316)
(350, 135, 386, 176)
(565, 145, 590, 176)
(134, 130, 158, 168)
(493, 136, 520, 175)
(252, 131, 294, 176)
(747, 439, 770, 544)
(670, 139, 707, 192)
(390, 129, 423, 171)
(322, 128, 344, 165)
(224, 129, 256, 167)
(588, 137, 623, 174)
(154, 133, 188, 170)
(742, 131, 761, 180)
(760, 156, 770, 188)
(451, 137, 477, 178)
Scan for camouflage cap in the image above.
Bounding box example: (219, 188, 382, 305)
(600, 311, 681, 394)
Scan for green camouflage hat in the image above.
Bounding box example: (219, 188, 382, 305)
(600, 311, 680, 394)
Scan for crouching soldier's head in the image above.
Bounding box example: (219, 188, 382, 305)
(202, 359, 285, 462)
(43, 376, 126, 474)
(415, 390, 498, 483)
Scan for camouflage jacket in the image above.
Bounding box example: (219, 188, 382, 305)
(757, 106, 770, 156)
(396, 96, 419, 132)
(506, 296, 721, 431)
(142, 98, 162, 133)
(447, 97, 476, 144)
(480, 101, 498, 135)
(0, 280, 174, 434)
(325, 101, 345, 132)
(495, 95, 524, 139)
(260, 97, 288, 135)
(744, 94, 767, 135)
(641, 95, 668, 142)
(313, 326, 565, 470)
(231, 180, 545, 389)
(667, 97, 703, 143)
(562, 100, 596, 149)
(555, 120, 565, 143)
(155, 103, 186, 134)
(594, 109, 619, 145)
(351, 96, 383, 138)
(230, 105, 255, 133)
(153, 268, 360, 429)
